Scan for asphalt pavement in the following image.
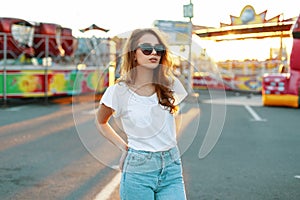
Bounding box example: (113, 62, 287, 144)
(0, 90, 300, 200)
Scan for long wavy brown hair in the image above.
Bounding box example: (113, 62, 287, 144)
(117, 28, 177, 114)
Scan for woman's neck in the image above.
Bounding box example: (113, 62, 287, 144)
(130, 66, 155, 96)
(134, 66, 154, 86)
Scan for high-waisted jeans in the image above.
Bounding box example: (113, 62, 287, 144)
(120, 146, 187, 200)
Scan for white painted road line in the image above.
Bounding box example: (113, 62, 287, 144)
(3, 106, 28, 111)
(244, 105, 266, 121)
(82, 109, 97, 115)
(94, 172, 121, 200)
(202, 95, 263, 106)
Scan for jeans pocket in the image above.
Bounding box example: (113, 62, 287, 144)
(174, 158, 182, 165)
(128, 152, 147, 166)
(170, 148, 181, 165)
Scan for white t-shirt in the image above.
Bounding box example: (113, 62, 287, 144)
(100, 77, 187, 152)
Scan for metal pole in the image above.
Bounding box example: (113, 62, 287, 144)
(183, 0, 199, 101)
(187, 0, 193, 93)
(187, 22, 193, 93)
(44, 36, 49, 105)
(3, 34, 8, 106)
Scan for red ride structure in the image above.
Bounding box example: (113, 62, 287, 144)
(0, 17, 77, 62)
(0, 17, 35, 59)
(33, 22, 76, 58)
(61, 27, 77, 57)
(262, 14, 300, 108)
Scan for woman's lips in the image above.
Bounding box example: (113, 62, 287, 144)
(149, 57, 158, 62)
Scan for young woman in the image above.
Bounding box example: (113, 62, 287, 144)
(96, 28, 188, 200)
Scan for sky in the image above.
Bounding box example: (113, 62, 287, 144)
(2, 0, 299, 37)
(2, 0, 299, 61)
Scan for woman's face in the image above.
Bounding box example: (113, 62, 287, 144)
(135, 33, 164, 70)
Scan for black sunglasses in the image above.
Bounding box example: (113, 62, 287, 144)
(136, 43, 165, 56)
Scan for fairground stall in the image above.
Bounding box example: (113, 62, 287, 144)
(0, 18, 116, 103)
(193, 5, 297, 92)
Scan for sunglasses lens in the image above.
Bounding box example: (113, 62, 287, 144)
(140, 46, 153, 55)
(154, 45, 165, 56)
(138, 44, 165, 56)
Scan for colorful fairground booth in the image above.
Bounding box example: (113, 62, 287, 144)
(193, 5, 297, 93)
(0, 18, 115, 102)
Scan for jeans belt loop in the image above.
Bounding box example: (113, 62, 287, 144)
(147, 152, 152, 159)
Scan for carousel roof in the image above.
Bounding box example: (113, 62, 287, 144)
(194, 5, 297, 41)
(194, 21, 295, 41)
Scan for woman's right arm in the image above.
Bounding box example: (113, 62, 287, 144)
(95, 103, 128, 153)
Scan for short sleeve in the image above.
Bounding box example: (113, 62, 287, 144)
(99, 85, 119, 116)
(173, 77, 188, 105)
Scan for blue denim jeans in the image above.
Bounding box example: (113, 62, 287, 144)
(120, 146, 187, 200)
